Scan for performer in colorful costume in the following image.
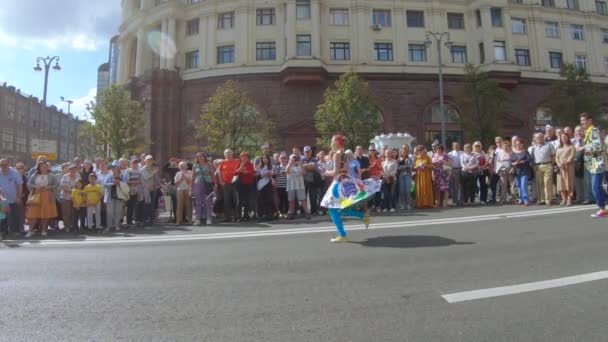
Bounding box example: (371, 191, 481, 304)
(580, 113, 606, 217)
(321, 134, 381, 243)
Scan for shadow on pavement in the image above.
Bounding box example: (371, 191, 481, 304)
(353, 235, 475, 248)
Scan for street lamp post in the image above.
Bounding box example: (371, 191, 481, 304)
(33, 56, 61, 106)
(60, 96, 74, 114)
(425, 32, 452, 147)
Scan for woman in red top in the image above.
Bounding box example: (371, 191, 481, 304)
(235, 152, 255, 222)
(368, 148, 384, 211)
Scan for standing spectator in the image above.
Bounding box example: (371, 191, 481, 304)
(103, 164, 126, 232)
(460, 144, 479, 205)
(580, 113, 606, 218)
(59, 163, 80, 233)
(14, 162, 28, 234)
(511, 138, 532, 206)
(301, 146, 321, 215)
(448, 142, 464, 206)
(84, 174, 103, 231)
(355, 145, 370, 179)
(235, 152, 255, 222)
(545, 125, 558, 142)
(162, 158, 180, 223)
(530, 133, 555, 206)
(397, 144, 413, 210)
(71, 180, 87, 232)
(489, 137, 504, 204)
(431, 145, 450, 208)
(140, 155, 157, 225)
(286, 154, 310, 220)
(556, 132, 576, 206)
(123, 159, 144, 226)
(368, 147, 384, 211)
(95, 160, 111, 229)
(0, 188, 9, 239)
(495, 141, 513, 204)
(174, 161, 193, 225)
(0, 158, 23, 239)
(256, 154, 275, 222)
(80, 160, 94, 186)
(27, 155, 47, 179)
(573, 126, 589, 204)
(274, 153, 289, 217)
(473, 141, 489, 204)
(381, 149, 397, 212)
(26, 161, 58, 237)
(413, 145, 434, 209)
(218, 149, 240, 223)
(192, 152, 215, 226)
(345, 150, 361, 179)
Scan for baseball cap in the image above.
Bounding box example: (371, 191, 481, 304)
(262, 143, 270, 149)
(368, 145, 376, 151)
(145, 155, 153, 161)
(303, 146, 312, 152)
(68, 163, 77, 169)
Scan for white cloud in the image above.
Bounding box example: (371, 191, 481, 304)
(0, 1, 120, 51)
(68, 88, 97, 119)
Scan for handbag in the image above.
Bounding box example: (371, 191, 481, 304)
(231, 174, 240, 185)
(27, 193, 41, 206)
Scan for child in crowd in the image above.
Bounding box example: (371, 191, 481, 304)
(71, 180, 87, 233)
(84, 174, 103, 231)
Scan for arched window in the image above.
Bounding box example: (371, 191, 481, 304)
(423, 102, 463, 147)
(424, 102, 461, 124)
(535, 107, 553, 126)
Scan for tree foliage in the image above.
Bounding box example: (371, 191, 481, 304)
(314, 68, 381, 149)
(195, 80, 274, 155)
(545, 63, 600, 126)
(84, 84, 147, 159)
(457, 64, 510, 147)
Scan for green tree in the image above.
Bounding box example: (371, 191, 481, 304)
(457, 64, 510, 147)
(195, 80, 273, 155)
(84, 84, 147, 159)
(314, 68, 381, 149)
(545, 63, 600, 125)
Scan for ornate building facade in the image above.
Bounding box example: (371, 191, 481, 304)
(117, 0, 608, 159)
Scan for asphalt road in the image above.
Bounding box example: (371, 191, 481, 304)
(1, 205, 608, 342)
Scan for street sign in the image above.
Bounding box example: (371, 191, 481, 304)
(31, 139, 58, 161)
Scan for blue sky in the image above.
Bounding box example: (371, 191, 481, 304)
(0, 0, 121, 118)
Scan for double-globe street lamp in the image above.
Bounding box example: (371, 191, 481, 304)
(60, 96, 73, 114)
(33, 56, 61, 106)
(425, 32, 453, 147)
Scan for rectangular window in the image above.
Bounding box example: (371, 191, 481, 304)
(406, 10, 425, 28)
(185, 50, 199, 69)
(256, 8, 275, 25)
(479, 42, 485, 63)
(604, 56, 608, 72)
(374, 42, 393, 61)
(515, 49, 530, 66)
(296, 35, 311, 56)
(186, 18, 200, 36)
(372, 9, 391, 27)
(256, 42, 276, 61)
(451, 46, 467, 63)
(542, 0, 555, 7)
(601, 28, 608, 43)
(545, 22, 559, 38)
(408, 44, 427, 62)
(296, 0, 311, 20)
(329, 9, 349, 25)
(494, 41, 506, 61)
(218, 12, 235, 29)
(570, 24, 584, 40)
(476, 10, 482, 27)
(598, 1, 608, 15)
(330, 42, 350, 60)
(566, 0, 579, 10)
(447, 13, 465, 29)
(217, 45, 235, 64)
(575, 54, 587, 70)
(491, 8, 502, 27)
(549, 51, 563, 69)
(511, 18, 527, 34)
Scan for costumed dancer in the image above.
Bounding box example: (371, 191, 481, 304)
(321, 134, 379, 243)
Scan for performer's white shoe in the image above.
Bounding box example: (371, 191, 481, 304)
(330, 236, 349, 243)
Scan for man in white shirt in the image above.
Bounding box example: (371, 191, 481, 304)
(489, 136, 504, 204)
(530, 133, 556, 206)
(448, 142, 464, 206)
